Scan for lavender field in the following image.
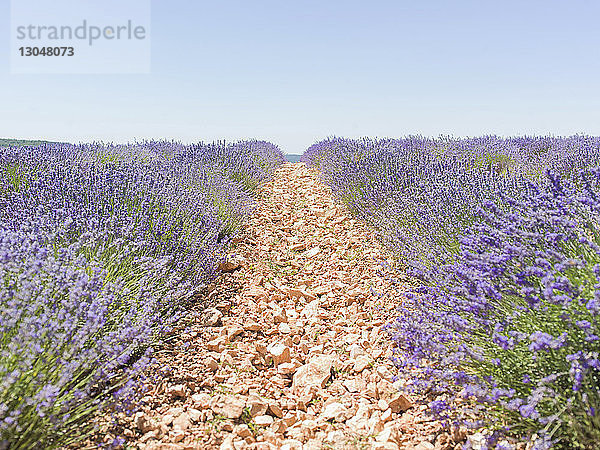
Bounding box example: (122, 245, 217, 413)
(2, 135, 599, 449)
(304, 136, 600, 449)
(0, 140, 284, 447)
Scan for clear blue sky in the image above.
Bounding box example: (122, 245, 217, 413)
(2, 0, 600, 154)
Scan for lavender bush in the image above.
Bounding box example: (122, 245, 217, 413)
(389, 170, 600, 448)
(0, 140, 283, 447)
(304, 136, 600, 448)
(0, 228, 157, 448)
(303, 137, 530, 276)
(303, 136, 600, 277)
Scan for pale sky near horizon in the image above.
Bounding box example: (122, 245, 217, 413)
(1, 0, 600, 154)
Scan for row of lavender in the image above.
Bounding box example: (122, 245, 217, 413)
(303, 136, 600, 449)
(0, 140, 284, 448)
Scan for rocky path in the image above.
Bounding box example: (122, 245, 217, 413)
(106, 163, 458, 450)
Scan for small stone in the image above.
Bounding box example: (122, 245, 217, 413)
(271, 419, 287, 434)
(366, 383, 378, 399)
(343, 378, 362, 393)
(191, 392, 211, 409)
(217, 396, 246, 419)
(376, 365, 393, 380)
(187, 408, 202, 422)
(171, 428, 185, 443)
(348, 343, 366, 359)
(218, 255, 244, 272)
(214, 371, 227, 382)
(292, 355, 334, 393)
(278, 362, 297, 375)
(146, 444, 184, 450)
(167, 385, 186, 399)
(381, 408, 392, 423)
(228, 325, 244, 340)
(287, 288, 303, 298)
(172, 413, 190, 431)
(245, 321, 261, 331)
(134, 412, 154, 433)
(274, 309, 287, 324)
(353, 355, 371, 373)
(326, 429, 346, 445)
(138, 430, 157, 443)
(345, 403, 370, 431)
(220, 436, 235, 450)
(289, 288, 317, 302)
(278, 323, 292, 334)
(234, 424, 252, 438)
(415, 442, 435, 450)
(268, 403, 284, 418)
(372, 349, 384, 358)
(435, 432, 452, 449)
(321, 402, 348, 422)
(377, 399, 389, 411)
(375, 425, 393, 442)
(206, 357, 219, 372)
(215, 301, 231, 312)
(367, 415, 385, 435)
(267, 343, 291, 366)
(254, 415, 275, 426)
(247, 395, 268, 417)
(308, 344, 324, 354)
(377, 380, 396, 398)
(466, 433, 486, 449)
(388, 394, 413, 413)
(207, 336, 227, 352)
(167, 407, 184, 416)
(200, 307, 223, 327)
(301, 419, 319, 432)
(255, 343, 268, 356)
(282, 413, 298, 427)
(247, 286, 267, 298)
(451, 426, 468, 442)
(300, 299, 321, 318)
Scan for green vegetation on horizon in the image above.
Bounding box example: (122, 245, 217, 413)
(0, 138, 63, 147)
